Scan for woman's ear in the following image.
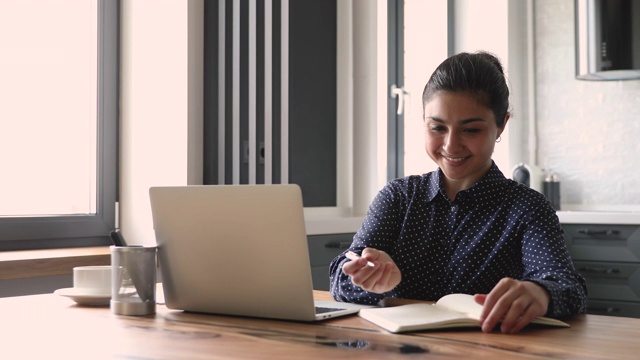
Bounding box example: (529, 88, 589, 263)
(497, 114, 510, 137)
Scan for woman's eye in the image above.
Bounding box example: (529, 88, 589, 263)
(463, 128, 481, 134)
(429, 125, 445, 132)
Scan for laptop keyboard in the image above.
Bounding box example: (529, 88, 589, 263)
(315, 306, 345, 314)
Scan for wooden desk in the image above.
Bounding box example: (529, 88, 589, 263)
(2, 290, 637, 359)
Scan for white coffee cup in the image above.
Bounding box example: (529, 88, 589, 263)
(73, 265, 112, 295)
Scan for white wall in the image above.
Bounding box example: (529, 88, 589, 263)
(120, 0, 203, 245)
(535, 0, 640, 208)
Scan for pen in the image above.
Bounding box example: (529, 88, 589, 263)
(109, 229, 128, 246)
(345, 251, 375, 267)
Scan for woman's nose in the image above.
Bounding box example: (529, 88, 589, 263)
(443, 132, 462, 152)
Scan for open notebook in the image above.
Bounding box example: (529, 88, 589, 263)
(149, 184, 370, 321)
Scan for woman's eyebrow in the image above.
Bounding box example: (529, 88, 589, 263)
(460, 117, 485, 124)
(425, 117, 485, 124)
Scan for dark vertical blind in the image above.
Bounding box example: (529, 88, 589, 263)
(203, 0, 337, 207)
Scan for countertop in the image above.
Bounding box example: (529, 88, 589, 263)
(306, 209, 640, 235)
(556, 211, 640, 225)
(557, 204, 640, 224)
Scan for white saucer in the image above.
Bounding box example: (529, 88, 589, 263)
(54, 288, 111, 306)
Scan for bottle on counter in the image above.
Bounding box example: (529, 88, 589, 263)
(543, 173, 561, 210)
(511, 163, 544, 193)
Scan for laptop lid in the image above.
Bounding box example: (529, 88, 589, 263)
(149, 184, 365, 321)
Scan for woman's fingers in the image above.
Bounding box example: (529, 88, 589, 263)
(477, 278, 550, 333)
(343, 248, 401, 294)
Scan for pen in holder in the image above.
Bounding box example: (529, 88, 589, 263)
(111, 245, 157, 316)
(109, 229, 128, 246)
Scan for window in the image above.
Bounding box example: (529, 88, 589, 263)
(389, 0, 511, 179)
(398, 0, 448, 177)
(0, 0, 117, 250)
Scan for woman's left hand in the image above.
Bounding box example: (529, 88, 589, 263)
(474, 278, 550, 334)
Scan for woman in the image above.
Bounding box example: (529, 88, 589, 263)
(329, 51, 587, 334)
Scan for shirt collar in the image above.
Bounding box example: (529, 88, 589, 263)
(425, 162, 507, 203)
(424, 169, 445, 203)
(463, 162, 507, 198)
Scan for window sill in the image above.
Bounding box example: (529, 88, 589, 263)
(0, 246, 110, 280)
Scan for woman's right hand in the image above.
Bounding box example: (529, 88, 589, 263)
(341, 248, 401, 294)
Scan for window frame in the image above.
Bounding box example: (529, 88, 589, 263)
(0, 0, 118, 251)
(387, 0, 404, 181)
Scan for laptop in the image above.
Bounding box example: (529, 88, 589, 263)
(149, 184, 371, 321)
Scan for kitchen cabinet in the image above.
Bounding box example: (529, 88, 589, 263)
(307, 233, 354, 291)
(307, 222, 640, 318)
(562, 224, 640, 318)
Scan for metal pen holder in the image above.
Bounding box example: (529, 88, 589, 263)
(110, 245, 157, 316)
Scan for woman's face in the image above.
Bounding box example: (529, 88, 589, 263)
(423, 91, 507, 194)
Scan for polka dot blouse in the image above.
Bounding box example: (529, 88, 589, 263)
(329, 163, 588, 318)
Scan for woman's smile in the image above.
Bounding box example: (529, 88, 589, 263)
(441, 154, 470, 163)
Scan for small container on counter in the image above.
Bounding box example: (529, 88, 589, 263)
(543, 173, 561, 210)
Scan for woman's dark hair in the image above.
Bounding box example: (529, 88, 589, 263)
(422, 51, 510, 128)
